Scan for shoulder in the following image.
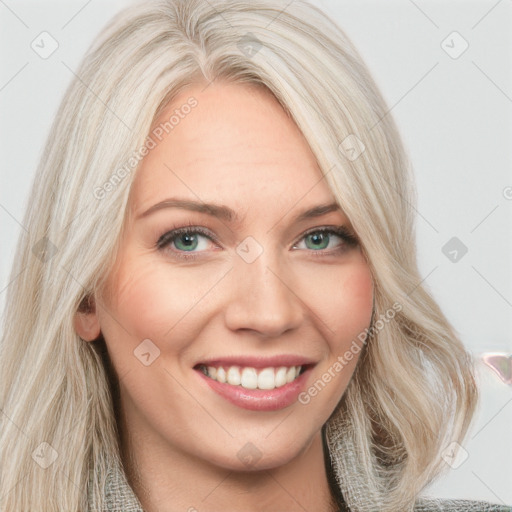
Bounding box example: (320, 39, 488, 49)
(88, 462, 144, 512)
(414, 497, 512, 511)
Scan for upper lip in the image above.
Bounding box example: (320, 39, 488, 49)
(194, 355, 317, 369)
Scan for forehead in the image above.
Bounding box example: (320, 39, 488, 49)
(130, 81, 336, 218)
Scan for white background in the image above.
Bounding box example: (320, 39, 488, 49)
(0, 0, 511, 505)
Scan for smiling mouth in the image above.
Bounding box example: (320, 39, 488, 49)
(194, 363, 309, 391)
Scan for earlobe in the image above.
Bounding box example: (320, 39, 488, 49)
(74, 295, 101, 341)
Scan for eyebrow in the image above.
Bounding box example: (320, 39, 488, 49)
(137, 198, 341, 224)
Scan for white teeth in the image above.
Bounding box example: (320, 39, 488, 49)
(241, 367, 258, 389)
(207, 366, 217, 379)
(216, 367, 226, 383)
(275, 366, 288, 387)
(227, 366, 241, 386)
(200, 364, 303, 390)
(257, 368, 275, 390)
(286, 366, 297, 383)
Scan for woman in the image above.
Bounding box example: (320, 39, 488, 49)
(0, 0, 509, 511)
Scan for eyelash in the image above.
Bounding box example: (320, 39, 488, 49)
(156, 223, 359, 261)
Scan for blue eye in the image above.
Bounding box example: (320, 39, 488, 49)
(293, 227, 358, 252)
(156, 225, 358, 261)
(156, 226, 215, 260)
(163, 230, 207, 252)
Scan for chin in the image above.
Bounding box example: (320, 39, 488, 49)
(201, 429, 319, 473)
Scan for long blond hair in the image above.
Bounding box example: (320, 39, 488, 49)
(0, 1, 477, 510)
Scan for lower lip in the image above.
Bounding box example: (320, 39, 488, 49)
(196, 367, 312, 411)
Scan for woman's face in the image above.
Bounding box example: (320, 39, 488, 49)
(80, 81, 373, 471)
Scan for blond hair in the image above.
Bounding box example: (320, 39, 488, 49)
(0, 1, 477, 510)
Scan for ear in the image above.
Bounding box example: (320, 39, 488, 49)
(74, 295, 101, 341)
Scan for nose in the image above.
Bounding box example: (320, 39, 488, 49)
(223, 251, 304, 338)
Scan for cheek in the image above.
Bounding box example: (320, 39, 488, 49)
(309, 258, 374, 343)
(97, 259, 216, 394)
(100, 257, 222, 343)
(340, 261, 374, 325)
(294, 258, 373, 417)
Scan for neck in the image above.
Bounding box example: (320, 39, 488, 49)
(119, 410, 340, 512)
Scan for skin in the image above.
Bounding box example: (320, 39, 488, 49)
(75, 80, 374, 512)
